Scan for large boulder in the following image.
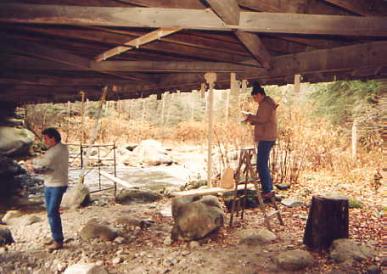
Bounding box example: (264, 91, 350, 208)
(62, 184, 91, 209)
(275, 249, 314, 271)
(0, 126, 34, 157)
(116, 189, 162, 205)
(126, 140, 173, 166)
(0, 228, 14, 246)
(329, 239, 375, 263)
(171, 195, 224, 241)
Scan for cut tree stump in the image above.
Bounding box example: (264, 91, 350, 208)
(303, 195, 349, 250)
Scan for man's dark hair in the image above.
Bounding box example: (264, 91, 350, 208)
(42, 127, 61, 143)
(251, 80, 266, 96)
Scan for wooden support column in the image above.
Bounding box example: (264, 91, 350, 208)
(204, 72, 217, 187)
(66, 101, 71, 143)
(352, 119, 357, 160)
(80, 91, 86, 144)
(294, 74, 301, 93)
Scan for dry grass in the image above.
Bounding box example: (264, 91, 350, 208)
(25, 93, 382, 188)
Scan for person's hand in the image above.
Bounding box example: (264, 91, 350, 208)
(244, 114, 253, 123)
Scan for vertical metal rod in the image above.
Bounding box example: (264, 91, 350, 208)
(80, 145, 83, 169)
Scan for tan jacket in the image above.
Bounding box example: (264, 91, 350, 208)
(249, 96, 278, 142)
(33, 142, 69, 187)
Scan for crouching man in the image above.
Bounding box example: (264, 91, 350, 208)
(30, 128, 69, 251)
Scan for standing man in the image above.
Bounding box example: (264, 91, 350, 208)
(31, 128, 69, 251)
(245, 82, 278, 200)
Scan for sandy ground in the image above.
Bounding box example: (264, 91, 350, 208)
(0, 189, 382, 274)
(0, 144, 383, 273)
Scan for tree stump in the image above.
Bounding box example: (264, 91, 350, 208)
(303, 195, 349, 250)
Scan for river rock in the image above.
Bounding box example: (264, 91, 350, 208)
(0, 126, 34, 156)
(62, 183, 91, 209)
(131, 139, 173, 166)
(116, 189, 162, 204)
(281, 198, 303, 207)
(2, 210, 22, 224)
(239, 228, 277, 245)
(171, 195, 224, 241)
(79, 221, 117, 241)
(329, 239, 375, 263)
(64, 263, 108, 274)
(0, 228, 14, 245)
(275, 249, 314, 271)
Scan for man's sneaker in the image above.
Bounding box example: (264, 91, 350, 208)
(47, 241, 63, 252)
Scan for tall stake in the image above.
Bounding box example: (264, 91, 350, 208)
(80, 91, 86, 144)
(204, 72, 217, 187)
(79, 86, 108, 184)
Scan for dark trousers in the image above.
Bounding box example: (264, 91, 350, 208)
(256, 141, 275, 193)
(44, 186, 67, 243)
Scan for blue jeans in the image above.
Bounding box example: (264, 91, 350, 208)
(257, 141, 275, 193)
(44, 186, 67, 243)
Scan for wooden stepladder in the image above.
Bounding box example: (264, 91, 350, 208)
(229, 148, 284, 229)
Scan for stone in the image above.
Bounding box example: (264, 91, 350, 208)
(22, 215, 42, 226)
(0, 126, 34, 156)
(189, 241, 200, 249)
(116, 189, 162, 205)
(79, 221, 117, 241)
(171, 195, 224, 241)
(164, 236, 172, 246)
(329, 239, 375, 263)
(366, 265, 381, 274)
(275, 249, 314, 271)
(281, 198, 303, 207)
(239, 228, 277, 245)
(63, 263, 108, 274)
(2, 210, 22, 224)
(62, 183, 91, 209)
(112, 257, 122, 265)
(275, 183, 290, 190)
(0, 228, 14, 246)
(114, 236, 125, 244)
(131, 140, 173, 166)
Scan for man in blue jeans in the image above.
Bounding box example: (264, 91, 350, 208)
(245, 82, 278, 200)
(30, 128, 69, 251)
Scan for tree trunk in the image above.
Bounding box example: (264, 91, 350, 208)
(303, 195, 349, 250)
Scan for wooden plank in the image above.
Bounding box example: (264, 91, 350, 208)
(238, 0, 352, 15)
(95, 27, 181, 62)
(90, 61, 262, 72)
(207, 0, 240, 25)
(234, 30, 271, 69)
(116, 0, 206, 9)
(323, 0, 386, 16)
(1, 38, 143, 81)
(171, 187, 228, 197)
(1, 4, 387, 37)
(238, 0, 305, 12)
(4, 25, 256, 64)
(100, 171, 133, 189)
